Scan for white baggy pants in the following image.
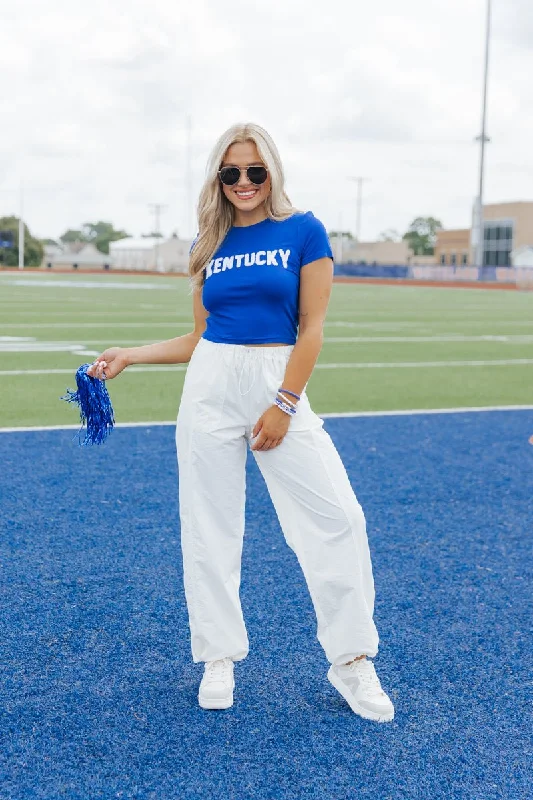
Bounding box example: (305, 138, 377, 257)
(175, 339, 379, 665)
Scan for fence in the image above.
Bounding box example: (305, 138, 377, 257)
(334, 263, 520, 284)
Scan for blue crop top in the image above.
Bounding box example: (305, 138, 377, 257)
(200, 211, 333, 345)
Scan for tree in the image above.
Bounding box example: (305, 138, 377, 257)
(59, 221, 129, 254)
(403, 217, 443, 256)
(60, 229, 88, 245)
(378, 229, 401, 242)
(84, 221, 129, 254)
(0, 216, 44, 267)
(141, 231, 164, 238)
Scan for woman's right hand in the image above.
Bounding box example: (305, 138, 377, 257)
(86, 347, 130, 381)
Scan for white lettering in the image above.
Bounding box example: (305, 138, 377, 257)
(244, 252, 256, 267)
(266, 250, 278, 266)
(222, 256, 234, 271)
(279, 249, 290, 269)
(213, 258, 223, 273)
(205, 260, 214, 279)
(235, 254, 244, 268)
(256, 250, 266, 266)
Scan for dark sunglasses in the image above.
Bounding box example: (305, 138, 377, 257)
(218, 165, 269, 186)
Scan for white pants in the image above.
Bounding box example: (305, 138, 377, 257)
(175, 338, 379, 665)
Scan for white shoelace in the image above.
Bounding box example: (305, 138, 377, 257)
(205, 659, 231, 681)
(349, 659, 383, 695)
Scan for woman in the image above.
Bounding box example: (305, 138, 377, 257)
(89, 123, 394, 722)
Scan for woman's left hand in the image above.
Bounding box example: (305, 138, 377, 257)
(251, 406, 292, 451)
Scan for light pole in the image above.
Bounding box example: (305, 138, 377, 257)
(186, 115, 193, 238)
(148, 203, 167, 271)
(474, 0, 492, 268)
(348, 176, 368, 241)
(18, 182, 24, 270)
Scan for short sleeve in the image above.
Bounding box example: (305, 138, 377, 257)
(299, 212, 334, 268)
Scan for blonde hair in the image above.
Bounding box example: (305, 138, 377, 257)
(189, 122, 297, 289)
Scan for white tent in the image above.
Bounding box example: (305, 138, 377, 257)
(110, 235, 192, 272)
(43, 243, 112, 270)
(511, 246, 533, 268)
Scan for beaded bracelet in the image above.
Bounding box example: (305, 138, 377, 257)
(275, 396, 296, 416)
(276, 390, 297, 409)
(279, 387, 300, 401)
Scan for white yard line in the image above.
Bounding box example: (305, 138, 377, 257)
(3, 334, 533, 349)
(2, 320, 533, 331)
(0, 322, 193, 329)
(317, 359, 533, 369)
(2, 359, 533, 377)
(1, 405, 532, 434)
(323, 335, 533, 343)
(0, 279, 179, 290)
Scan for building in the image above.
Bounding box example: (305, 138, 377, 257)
(339, 239, 412, 266)
(434, 229, 470, 267)
(110, 234, 193, 273)
(42, 242, 112, 270)
(436, 201, 533, 267)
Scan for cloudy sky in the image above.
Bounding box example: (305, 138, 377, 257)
(1, 0, 532, 242)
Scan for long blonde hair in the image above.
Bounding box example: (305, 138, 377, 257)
(189, 122, 297, 288)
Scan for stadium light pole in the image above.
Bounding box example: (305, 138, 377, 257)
(18, 182, 24, 270)
(348, 176, 368, 242)
(474, 0, 492, 268)
(186, 115, 193, 238)
(148, 203, 167, 271)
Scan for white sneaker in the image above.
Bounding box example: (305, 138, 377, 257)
(328, 659, 394, 722)
(198, 658, 235, 710)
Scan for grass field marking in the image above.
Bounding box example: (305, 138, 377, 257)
(323, 335, 533, 343)
(317, 359, 533, 369)
(0, 322, 194, 329)
(0, 339, 98, 354)
(0, 278, 181, 290)
(6, 334, 532, 349)
(0, 367, 187, 376)
(325, 319, 533, 329)
(325, 321, 426, 329)
(2, 359, 533, 377)
(2, 310, 189, 318)
(320, 405, 533, 418)
(4, 321, 532, 331)
(2, 405, 532, 434)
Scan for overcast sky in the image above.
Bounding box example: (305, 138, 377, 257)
(1, 0, 532, 242)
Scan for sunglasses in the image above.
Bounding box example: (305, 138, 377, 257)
(218, 165, 269, 186)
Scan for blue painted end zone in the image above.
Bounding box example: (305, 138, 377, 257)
(0, 412, 531, 799)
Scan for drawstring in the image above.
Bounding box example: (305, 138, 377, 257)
(238, 356, 257, 396)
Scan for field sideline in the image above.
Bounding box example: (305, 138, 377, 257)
(0, 271, 532, 428)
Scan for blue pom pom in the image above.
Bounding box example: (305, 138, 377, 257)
(61, 363, 115, 446)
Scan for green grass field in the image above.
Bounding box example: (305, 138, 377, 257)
(0, 271, 532, 428)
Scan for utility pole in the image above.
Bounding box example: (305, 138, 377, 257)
(18, 182, 24, 270)
(186, 116, 193, 238)
(148, 203, 167, 271)
(337, 213, 343, 263)
(348, 177, 368, 241)
(474, 0, 491, 268)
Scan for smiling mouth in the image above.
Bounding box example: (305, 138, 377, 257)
(235, 189, 258, 199)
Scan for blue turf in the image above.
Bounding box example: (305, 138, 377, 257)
(0, 412, 532, 800)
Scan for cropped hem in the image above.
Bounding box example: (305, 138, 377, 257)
(202, 333, 296, 346)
